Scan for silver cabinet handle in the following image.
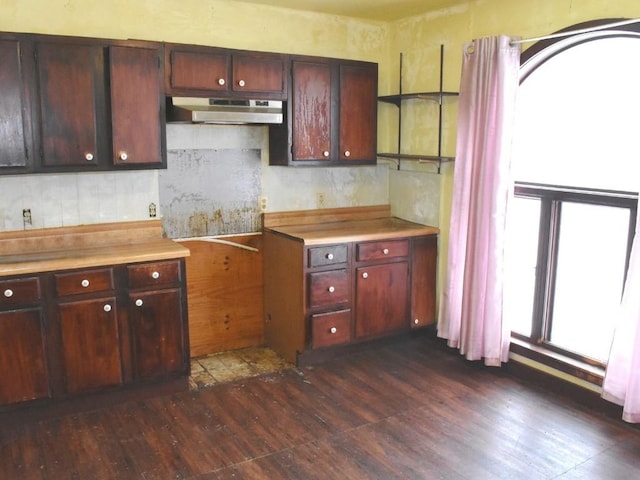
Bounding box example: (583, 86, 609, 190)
(151, 271, 160, 279)
(135, 299, 143, 307)
(323, 151, 330, 157)
(383, 248, 389, 255)
(326, 253, 334, 260)
(330, 327, 337, 334)
(218, 78, 226, 86)
(85, 153, 94, 161)
(81, 279, 90, 288)
(328, 286, 335, 293)
(3, 289, 13, 298)
(238, 79, 246, 87)
(344, 150, 351, 157)
(362, 272, 368, 279)
(119, 152, 128, 161)
(414, 318, 420, 325)
(104, 304, 112, 312)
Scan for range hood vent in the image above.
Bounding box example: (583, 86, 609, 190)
(167, 97, 283, 125)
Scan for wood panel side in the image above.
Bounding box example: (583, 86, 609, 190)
(179, 235, 264, 357)
(263, 205, 391, 228)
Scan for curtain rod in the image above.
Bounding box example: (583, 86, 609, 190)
(510, 18, 640, 46)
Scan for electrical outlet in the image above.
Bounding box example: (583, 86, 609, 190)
(259, 195, 268, 212)
(317, 192, 326, 207)
(22, 208, 32, 226)
(148, 202, 157, 218)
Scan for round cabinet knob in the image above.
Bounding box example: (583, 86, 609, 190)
(328, 286, 335, 293)
(326, 253, 334, 260)
(104, 304, 112, 313)
(135, 299, 143, 307)
(4, 289, 13, 298)
(383, 248, 390, 255)
(85, 153, 94, 161)
(119, 152, 128, 161)
(218, 78, 226, 86)
(238, 79, 246, 87)
(362, 272, 368, 279)
(414, 318, 420, 325)
(81, 279, 90, 288)
(344, 150, 351, 157)
(323, 151, 330, 157)
(330, 327, 337, 334)
(151, 271, 160, 279)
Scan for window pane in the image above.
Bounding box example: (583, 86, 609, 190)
(504, 197, 541, 336)
(549, 202, 629, 361)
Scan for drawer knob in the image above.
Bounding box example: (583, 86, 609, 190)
(383, 248, 389, 255)
(135, 299, 144, 307)
(152, 271, 160, 279)
(218, 78, 226, 86)
(330, 327, 337, 334)
(414, 318, 420, 325)
(344, 150, 351, 157)
(323, 151, 330, 157)
(326, 253, 334, 260)
(238, 79, 246, 87)
(119, 151, 128, 161)
(362, 272, 368, 279)
(81, 279, 90, 288)
(328, 286, 335, 293)
(85, 152, 94, 161)
(104, 304, 112, 313)
(3, 289, 13, 298)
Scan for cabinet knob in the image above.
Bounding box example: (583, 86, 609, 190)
(151, 271, 160, 279)
(119, 152, 128, 161)
(3, 289, 13, 298)
(328, 286, 335, 293)
(135, 299, 143, 307)
(323, 151, 330, 157)
(81, 279, 90, 288)
(218, 78, 226, 86)
(326, 253, 334, 260)
(414, 318, 420, 325)
(104, 304, 112, 313)
(362, 272, 368, 279)
(238, 79, 246, 87)
(344, 150, 351, 157)
(383, 248, 389, 255)
(330, 327, 337, 334)
(85, 153, 94, 161)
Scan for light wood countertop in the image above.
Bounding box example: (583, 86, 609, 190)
(0, 220, 189, 277)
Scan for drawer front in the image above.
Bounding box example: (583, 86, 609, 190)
(308, 269, 349, 308)
(308, 244, 348, 268)
(128, 260, 181, 290)
(357, 239, 409, 262)
(55, 268, 114, 296)
(0, 277, 41, 308)
(311, 309, 351, 349)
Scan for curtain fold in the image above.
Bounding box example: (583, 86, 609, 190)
(602, 207, 640, 423)
(437, 36, 521, 367)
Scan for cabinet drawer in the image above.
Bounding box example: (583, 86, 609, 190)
(357, 239, 409, 262)
(128, 260, 181, 289)
(311, 309, 351, 349)
(55, 268, 114, 296)
(308, 269, 349, 308)
(308, 244, 348, 268)
(0, 277, 41, 308)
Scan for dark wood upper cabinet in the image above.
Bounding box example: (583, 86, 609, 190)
(269, 57, 377, 166)
(110, 45, 165, 167)
(0, 39, 35, 173)
(165, 45, 286, 99)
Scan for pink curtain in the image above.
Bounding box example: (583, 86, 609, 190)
(437, 36, 521, 367)
(602, 209, 640, 423)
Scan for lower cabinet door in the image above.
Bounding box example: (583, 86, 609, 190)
(129, 288, 186, 379)
(355, 262, 409, 339)
(310, 309, 351, 348)
(0, 308, 50, 404)
(58, 297, 122, 395)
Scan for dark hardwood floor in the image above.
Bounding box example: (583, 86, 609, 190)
(2, 333, 640, 479)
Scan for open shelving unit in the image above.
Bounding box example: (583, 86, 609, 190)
(377, 45, 457, 174)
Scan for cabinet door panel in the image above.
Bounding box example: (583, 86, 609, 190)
(411, 236, 437, 328)
(355, 262, 408, 339)
(110, 45, 163, 166)
(130, 289, 185, 379)
(0, 40, 33, 170)
(168, 49, 229, 92)
(308, 269, 350, 308)
(310, 309, 351, 349)
(339, 63, 377, 162)
(0, 308, 49, 404)
(58, 297, 122, 394)
(232, 54, 285, 94)
(291, 61, 332, 162)
(36, 42, 104, 167)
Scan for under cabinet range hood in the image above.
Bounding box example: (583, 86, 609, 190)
(167, 97, 283, 125)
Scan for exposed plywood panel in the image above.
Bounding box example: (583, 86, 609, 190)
(179, 235, 264, 357)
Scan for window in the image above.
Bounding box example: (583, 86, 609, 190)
(504, 21, 640, 367)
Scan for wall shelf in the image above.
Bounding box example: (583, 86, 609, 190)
(377, 45, 457, 174)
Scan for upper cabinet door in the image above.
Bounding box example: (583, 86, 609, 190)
(232, 53, 286, 95)
(0, 39, 35, 173)
(110, 45, 165, 167)
(166, 48, 229, 94)
(35, 42, 107, 169)
(291, 60, 332, 163)
(339, 63, 377, 162)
